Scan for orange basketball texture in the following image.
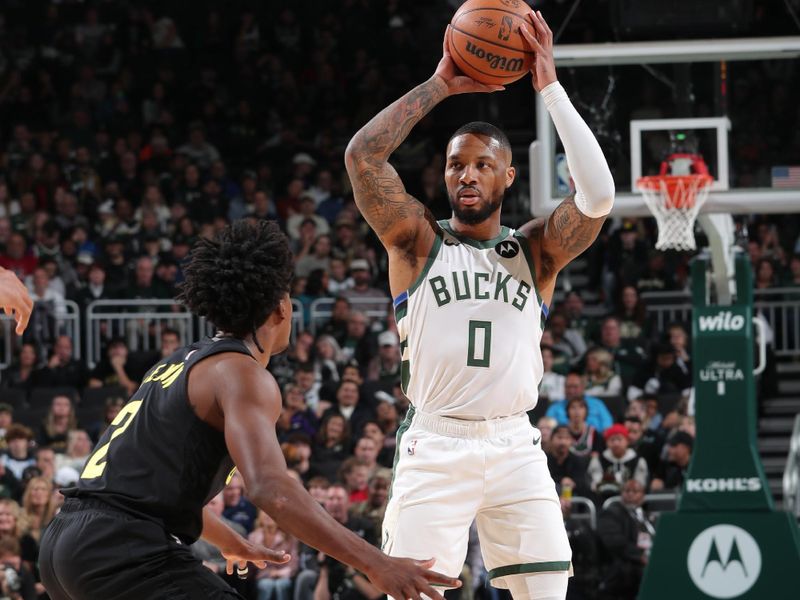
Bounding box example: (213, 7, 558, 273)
(448, 0, 535, 86)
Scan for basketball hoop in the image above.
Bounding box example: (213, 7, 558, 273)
(636, 174, 713, 251)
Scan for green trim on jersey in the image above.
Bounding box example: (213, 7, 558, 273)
(487, 561, 572, 580)
(514, 231, 546, 330)
(438, 220, 511, 249)
(407, 234, 443, 297)
(385, 405, 415, 510)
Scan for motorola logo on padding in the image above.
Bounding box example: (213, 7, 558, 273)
(687, 524, 761, 598)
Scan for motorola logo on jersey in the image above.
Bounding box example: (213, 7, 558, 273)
(495, 240, 519, 258)
(687, 524, 761, 598)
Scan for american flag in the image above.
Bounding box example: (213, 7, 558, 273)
(771, 166, 800, 188)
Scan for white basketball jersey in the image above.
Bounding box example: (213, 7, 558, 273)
(394, 221, 547, 420)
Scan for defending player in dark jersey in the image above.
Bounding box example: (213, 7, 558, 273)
(39, 220, 459, 600)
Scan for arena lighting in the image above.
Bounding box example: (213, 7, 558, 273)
(553, 37, 800, 67)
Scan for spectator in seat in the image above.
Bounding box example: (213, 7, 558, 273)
(667, 323, 691, 377)
(311, 414, 350, 484)
(21, 476, 55, 542)
(34, 447, 56, 483)
(0, 342, 39, 391)
(588, 424, 649, 501)
(366, 331, 400, 384)
(0, 499, 37, 575)
(313, 335, 344, 388)
(33, 335, 87, 389)
(546, 371, 613, 434)
(598, 316, 648, 387)
(36, 395, 77, 453)
(2, 425, 36, 480)
(70, 261, 112, 315)
(27, 265, 66, 315)
(55, 429, 93, 472)
(0, 459, 20, 500)
(547, 311, 586, 366)
(313, 484, 380, 600)
(340, 260, 388, 315)
(628, 343, 692, 402)
(337, 310, 377, 373)
(623, 415, 663, 477)
(319, 297, 351, 341)
(338, 457, 370, 504)
(0, 405, 12, 451)
(650, 431, 694, 491)
(596, 479, 654, 600)
(0, 536, 38, 600)
(87, 337, 139, 396)
(321, 380, 374, 436)
(546, 425, 591, 499)
(563, 290, 598, 347)
(295, 234, 333, 278)
(249, 511, 298, 600)
(359, 421, 393, 469)
(0, 233, 38, 279)
(538, 345, 565, 407)
(351, 471, 391, 543)
(564, 397, 605, 458)
(281, 384, 318, 439)
(584, 347, 624, 400)
(326, 258, 354, 296)
(615, 285, 648, 341)
(352, 435, 384, 480)
(221, 472, 257, 535)
(287, 194, 330, 242)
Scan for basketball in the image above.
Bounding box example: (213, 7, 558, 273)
(447, 0, 535, 86)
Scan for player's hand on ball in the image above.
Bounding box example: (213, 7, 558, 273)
(519, 10, 558, 93)
(367, 556, 460, 600)
(434, 29, 505, 96)
(221, 538, 291, 577)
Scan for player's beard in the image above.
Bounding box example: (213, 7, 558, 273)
(449, 189, 504, 225)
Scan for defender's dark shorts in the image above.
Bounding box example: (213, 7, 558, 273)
(40, 498, 244, 600)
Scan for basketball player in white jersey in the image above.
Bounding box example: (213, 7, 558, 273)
(344, 12, 614, 600)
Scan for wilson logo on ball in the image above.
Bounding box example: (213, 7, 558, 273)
(465, 41, 525, 72)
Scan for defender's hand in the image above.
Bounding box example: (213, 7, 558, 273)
(221, 538, 291, 576)
(0, 267, 33, 335)
(520, 10, 558, 93)
(434, 29, 505, 96)
(365, 557, 460, 600)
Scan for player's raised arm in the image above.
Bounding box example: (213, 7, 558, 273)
(519, 11, 615, 283)
(344, 31, 503, 251)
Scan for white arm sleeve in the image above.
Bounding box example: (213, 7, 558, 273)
(541, 81, 615, 218)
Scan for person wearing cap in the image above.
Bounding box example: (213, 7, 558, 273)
(650, 430, 694, 492)
(587, 424, 649, 501)
(339, 259, 388, 315)
(366, 330, 401, 383)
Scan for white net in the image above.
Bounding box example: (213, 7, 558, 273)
(637, 175, 713, 251)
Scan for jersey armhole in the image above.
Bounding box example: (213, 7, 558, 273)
(514, 232, 548, 329)
(406, 230, 443, 298)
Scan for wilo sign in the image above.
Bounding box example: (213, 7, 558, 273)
(697, 311, 746, 332)
(638, 256, 800, 599)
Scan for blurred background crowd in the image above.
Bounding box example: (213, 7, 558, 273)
(0, 1, 798, 599)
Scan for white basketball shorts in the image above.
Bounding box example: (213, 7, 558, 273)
(382, 406, 572, 589)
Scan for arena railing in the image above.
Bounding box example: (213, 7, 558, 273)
(567, 496, 597, 531)
(601, 492, 679, 518)
(783, 414, 800, 519)
(86, 299, 305, 370)
(0, 299, 81, 370)
(308, 297, 391, 335)
(642, 287, 800, 357)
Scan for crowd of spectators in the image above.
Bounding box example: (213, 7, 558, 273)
(0, 1, 798, 599)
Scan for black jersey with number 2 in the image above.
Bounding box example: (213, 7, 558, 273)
(63, 336, 253, 544)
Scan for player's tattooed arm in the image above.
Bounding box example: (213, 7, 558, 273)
(344, 77, 447, 246)
(539, 194, 606, 280)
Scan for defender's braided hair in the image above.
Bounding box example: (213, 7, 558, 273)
(176, 220, 293, 350)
